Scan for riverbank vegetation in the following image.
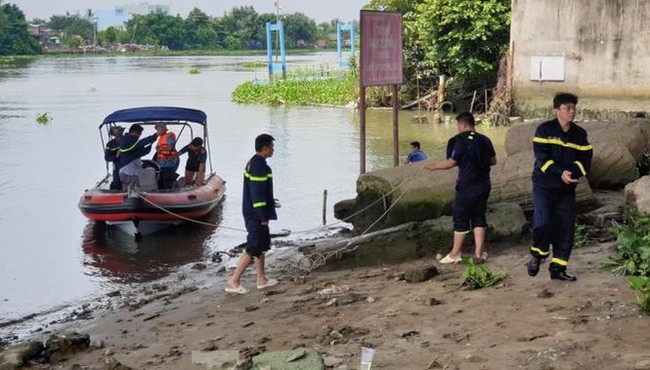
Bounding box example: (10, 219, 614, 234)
(603, 214, 650, 313)
(0, 3, 348, 56)
(232, 71, 356, 106)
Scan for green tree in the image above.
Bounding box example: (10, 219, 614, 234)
(126, 13, 186, 50)
(47, 14, 94, 46)
(184, 8, 217, 49)
(364, 0, 423, 14)
(365, 0, 510, 99)
(0, 3, 40, 55)
(412, 0, 510, 80)
(98, 26, 128, 45)
(283, 12, 317, 47)
(215, 6, 259, 49)
(254, 13, 277, 48)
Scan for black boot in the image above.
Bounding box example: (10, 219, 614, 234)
(527, 257, 541, 277)
(550, 270, 577, 281)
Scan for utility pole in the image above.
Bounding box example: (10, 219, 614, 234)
(93, 14, 98, 52)
(274, 0, 282, 62)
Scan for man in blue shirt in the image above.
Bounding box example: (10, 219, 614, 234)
(424, 112, 497, 264)
(226, 134, 279, 294)
(405, 141, 428, 164)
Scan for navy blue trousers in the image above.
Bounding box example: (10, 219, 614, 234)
(530, 186, 576, 271)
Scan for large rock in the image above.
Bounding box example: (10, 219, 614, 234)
(625, 176, 650, 215)
(305, 204, 527, 270)
(505, 120, 649, 189)
(338, 151, 593, 233)
(44, 332, 90, 364)
(0, 341, 44, 370)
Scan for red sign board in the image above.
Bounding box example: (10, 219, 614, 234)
(360, 10, 403, 87)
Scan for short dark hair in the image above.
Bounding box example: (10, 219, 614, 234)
(455, 112, 475, 127)
(190, 137, 203, 147)
(128, 124, 144, 134)
(410, 141, 420, 149)
(255, 133, 275, 152)
(553, 93, 578, 109)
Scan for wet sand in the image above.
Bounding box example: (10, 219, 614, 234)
(15, 240, 649, 370)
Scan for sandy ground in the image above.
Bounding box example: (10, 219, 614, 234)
(17, 241, 650, 370)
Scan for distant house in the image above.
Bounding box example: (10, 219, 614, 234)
(510, 0, 650, 118)
(28, 24, 59, 45)
(314, 39, 327, 48)
(97, 2, 169, 31)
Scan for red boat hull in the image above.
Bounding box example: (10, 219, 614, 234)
(78, 174, 226, 222)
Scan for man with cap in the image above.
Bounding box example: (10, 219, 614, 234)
(173, 137, 208, 186)
(104, 126, 125, 190)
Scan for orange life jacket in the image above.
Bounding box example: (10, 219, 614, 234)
(156, 131, 177, 162)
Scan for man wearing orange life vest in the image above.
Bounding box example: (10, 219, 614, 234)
(154, 122, 178, 189)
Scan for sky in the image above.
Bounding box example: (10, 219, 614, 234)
(6, 0, 370, 22)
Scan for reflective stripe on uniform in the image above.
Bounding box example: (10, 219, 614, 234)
(533, 137, 593, 151)
(530, 246, 550, 256)
(551, 257, 568, 266)
(253, 201, 267, 208)
(574, 161, 587, 176)
(119, 141, 138, 153)
(244, 172, 272, 182)
(540, 160, 554, 173)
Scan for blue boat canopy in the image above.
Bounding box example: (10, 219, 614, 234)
(100, 106, 207, 127)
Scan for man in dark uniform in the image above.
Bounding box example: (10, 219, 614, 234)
(527, 93, 592, 281)
(425, 112, 497, 264)
(174, 137, 207, 186)
(104, 126, 125, 190)
(226, 134, 279, 294)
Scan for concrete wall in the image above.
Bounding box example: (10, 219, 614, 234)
(511, 0, 650, 118)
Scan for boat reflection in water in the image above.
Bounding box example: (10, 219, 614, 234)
(81, 203, 224, 284)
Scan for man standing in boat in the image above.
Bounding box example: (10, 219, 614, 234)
(118, 124, 157, 190)
(226, 134, 279, 294)
(104, 126, 124, 190)
(154, 123, 178, 189)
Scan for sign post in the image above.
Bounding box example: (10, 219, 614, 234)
(359, 10, 403, 174)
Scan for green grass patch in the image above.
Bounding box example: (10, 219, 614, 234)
(629, 276, 650, 313)
(0, 55, 38, 68)
(240, 60, 267, 69)
(188, 68, 200, 74)
(232, 73, 356, 106)
(461, 258, 507, 290)
(36, 113, 52, 124)
(574, 223, 588, 249)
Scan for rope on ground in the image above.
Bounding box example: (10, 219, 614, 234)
(276, 167, 425, 274)
(138, 166, 426, 273)
(137, 167, 423, 236)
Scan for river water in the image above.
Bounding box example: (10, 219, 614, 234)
(0, 53, 507, 328)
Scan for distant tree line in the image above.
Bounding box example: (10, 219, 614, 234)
(0, 3, 356, 55)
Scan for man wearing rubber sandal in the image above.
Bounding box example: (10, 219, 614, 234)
(226, 134, 279, 294)
(424, 112, 497, 265)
